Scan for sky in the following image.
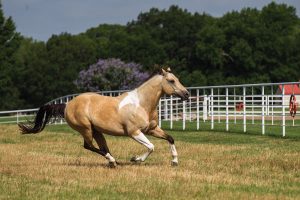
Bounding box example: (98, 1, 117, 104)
(2, 0, 300, 41)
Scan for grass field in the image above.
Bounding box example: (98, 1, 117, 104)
(0, 124, 299, 199)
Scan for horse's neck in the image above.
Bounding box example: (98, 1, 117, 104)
(137, 75, 163, 113)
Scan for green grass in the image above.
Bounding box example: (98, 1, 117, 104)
(161, 119, 300, 139)
(0, 116, 34, 123)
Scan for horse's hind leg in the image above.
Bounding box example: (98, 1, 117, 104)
(79, 126, 117, 167)
(92, 131, 110, 154)
(92, 130, 117, 166)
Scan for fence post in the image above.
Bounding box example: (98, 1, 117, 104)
(60, 98, 63, 124)
(203, 95, 208, 122)
(183, 100, 186, 130)
(271, 85, 274, 125)
(217, 88, 220, 123)
(176, 98, 178, 121)
(17, 112, 19, 124)
(164, 96, 168, 120)
(211, 88, 214, 130)
(234, 87, 237, 124)
(243, 87, 246, 132)
(170, 96, 173, 130)
(262, 86, 265, 135)
(226, 88, 229, 131)
(282, 84, 286, 137)
(252, 87, 254, 124)
(189, 91, 192, 122)
(159, 99, 162, 127)
(196, 89, 200, 130)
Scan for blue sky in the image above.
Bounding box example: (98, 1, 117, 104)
(2, 0, 300, 41)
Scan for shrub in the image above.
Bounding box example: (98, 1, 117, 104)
(75, 58, 149, 91)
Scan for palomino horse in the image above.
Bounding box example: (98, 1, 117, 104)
(19, 68, 189, 167)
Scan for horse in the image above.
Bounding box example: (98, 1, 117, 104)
(18, 68, 189, 167)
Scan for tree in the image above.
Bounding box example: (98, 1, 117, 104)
(13, 38, 50, 108)
(260, 2, 299, 82)
(0, 2, 22, 110)
(127, 6, 211, 72)
(46, 33, 97, 98)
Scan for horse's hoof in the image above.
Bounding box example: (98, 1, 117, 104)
(130, 156, 138, 162)
(130, 156, 141, 164)
(108, 162, 117, 168)
(171, 161, 178, 167)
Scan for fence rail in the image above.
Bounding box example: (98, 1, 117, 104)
(1, 81, 299, 136)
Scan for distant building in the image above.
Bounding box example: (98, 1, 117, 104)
(277, 83, 300, 95)
(276, 82, 300, 106)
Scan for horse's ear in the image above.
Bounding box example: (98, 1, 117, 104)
(160, 68, 167, 76)
(166, 67, 171, 72)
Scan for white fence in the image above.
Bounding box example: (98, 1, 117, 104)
(1, 82, 299, 137)
(159, 82, 299, 137)
(0, 90, 125, 125)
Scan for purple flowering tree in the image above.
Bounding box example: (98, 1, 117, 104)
(75, 58, 149, 91)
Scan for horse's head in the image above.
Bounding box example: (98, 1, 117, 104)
(161, 68, 189, 101)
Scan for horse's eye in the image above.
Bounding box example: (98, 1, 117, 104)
(168, 79, 175, 84)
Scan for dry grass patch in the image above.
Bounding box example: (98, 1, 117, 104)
(0, 124, 299, 199)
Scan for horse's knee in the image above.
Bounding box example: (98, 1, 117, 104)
(142, 120, 158, 133)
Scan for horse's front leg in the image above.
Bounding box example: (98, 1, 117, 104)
(149, 126, 178, 166)
(130, 130, 155, 163)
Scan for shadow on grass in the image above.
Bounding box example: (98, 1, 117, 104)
(63, 160, 162, 168)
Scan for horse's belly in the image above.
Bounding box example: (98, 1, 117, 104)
(90, 108, 125, 136)
(93, 121, 125, 136)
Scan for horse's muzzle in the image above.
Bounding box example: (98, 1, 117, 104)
(176, 90, 189, 101)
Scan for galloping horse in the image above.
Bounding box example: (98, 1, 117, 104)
(19, 68, 189, 167)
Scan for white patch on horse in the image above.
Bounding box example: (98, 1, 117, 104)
(119, 89, 140, 109)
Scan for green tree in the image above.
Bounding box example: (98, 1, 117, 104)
(85, 24, 129, 59)
(14, 38, 50, 108)
(0, 2, 22, 110)
(260, 2, 299, 82)
(46, 33, 97, 99)
(127, 6, 212, 72)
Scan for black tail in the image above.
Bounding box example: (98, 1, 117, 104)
(18, 104, 66, 134)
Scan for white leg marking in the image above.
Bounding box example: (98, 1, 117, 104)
(105, 153, 116, 163)
(133, 132, 154, 151)
(170, 144, 178, 163)
(132, 131, 154, 162)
